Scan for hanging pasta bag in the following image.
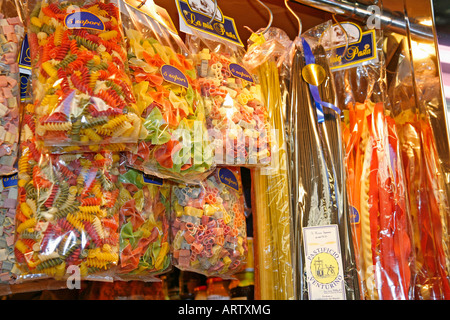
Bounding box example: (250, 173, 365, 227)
(186, 32, 271, 168)
(120, 0, 214, 183)
(14, 106, 122, 282)
(0, 0, 24, 175)
(115, 158, 171, 280)
(171, 167, 247, 277)
(26, 0, 140, 150)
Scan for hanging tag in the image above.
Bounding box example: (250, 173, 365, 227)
(303, 224, 347, 300)
(176, 0, 244, 47)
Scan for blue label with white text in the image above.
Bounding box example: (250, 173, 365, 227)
(229, 63, 253, 83)
(65, 11, 105, 31)
(328, 28, 377, 70)
(218, 168, 239, 191)
(177, 0, 243, 47)
(161, 64, 189, 89)
(349, 206, 360, 224)
(2, 173, 18, 189)
(18, 34, 31, 68)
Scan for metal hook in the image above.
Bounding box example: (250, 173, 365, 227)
(256, 0, 273, 34)
(284, 0, 302, 38)
(137, 0, 146, 9)
(332, 14, 349, 59)
(208, 0, 218, 24)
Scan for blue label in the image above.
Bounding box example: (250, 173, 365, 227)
(18, 34, 31, 68)
(2, 173, 18, 189)
(218, 168, 239, 191)
(329, 29, 376, 70)
(161, 64, 189, 89)
(20, 73, 31, 101)
(143, 174, 163, 186)
(349, 206, 360, 224)
(64, 11, 105, 31)
(177, 0, 243, 47)
(229, 63, 253, 83)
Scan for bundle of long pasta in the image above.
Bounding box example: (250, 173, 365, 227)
(389, 43, 450, 300)
(243, 28, 294, 300)
(342, 100, 413, 300)
(326, 21, 415, 299)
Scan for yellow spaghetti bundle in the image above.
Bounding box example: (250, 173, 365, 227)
(251, 59, 294, 300)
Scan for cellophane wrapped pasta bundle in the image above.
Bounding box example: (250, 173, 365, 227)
(26, 0, 140, 151)
(323, 22, 415, 299)
(14, 104, 122, 281)
(120, 0, 213, 183)
(389, 41, 450, 300)
(186, 33, 271, 168)
(171, 167, 247, 277)
(242, 28, 295, 300)
(0, 1, 25, 175)
(116, 161, 171, 280)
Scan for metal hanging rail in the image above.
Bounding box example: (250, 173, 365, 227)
(290, 0, 433, 40)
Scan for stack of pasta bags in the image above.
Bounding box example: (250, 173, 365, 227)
(13, 0, 140, 283)
(10, 0, 260, 290)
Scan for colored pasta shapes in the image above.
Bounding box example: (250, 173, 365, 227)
(187, 34, 271, 167)
(116, 165, 171, 279)
(171, 168, 247, 277)
(0, 5, 25, 175)
(14, 109, 121, 281)
(0, 173, 19, 286)
(121, 1, 213, 182)
(27, 0, 140, 150)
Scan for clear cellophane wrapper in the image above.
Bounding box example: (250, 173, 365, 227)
(170, 167, 247, 278)
(115, 155, 171, 281)
(26, 0, 141, 151)
(322, 22, 416, 299)
(0, 172, 19, 295)
(242, 27, 295, 300)
(14, 103, 122, 282)
(388, 41, 450, 300)
(0, 0, 24, 176)
(120, 0, 214, 184)
(186, 32, 271, 168)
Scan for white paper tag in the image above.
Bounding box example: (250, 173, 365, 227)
(302, 224, 346, 300)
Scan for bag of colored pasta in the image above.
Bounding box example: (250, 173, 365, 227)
(185, 32, 271, 168)
(26, 0, 140, 150)
(120, 0, 214, 183)
(14, 108, 122, 282)
(0, 173, 19, 295)
(171, 167, 247, 278)
(115, 160, 171, 281)
(0, 0, 25, 175)
(320, 21, 415, 300)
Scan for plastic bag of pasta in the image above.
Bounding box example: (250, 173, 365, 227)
(26, 0, 140, 150)
(120, 0, 214, 183)
(115, 158, 171, 281)
(14, 107, 122, 282)
(186, 32, 271, 168)
(171, 167, 247, 278)
(0, 173, 19, 295)
(319, 21, 415, 300)
(0, 0, 25, 175)
(388, 37, 450, 300)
